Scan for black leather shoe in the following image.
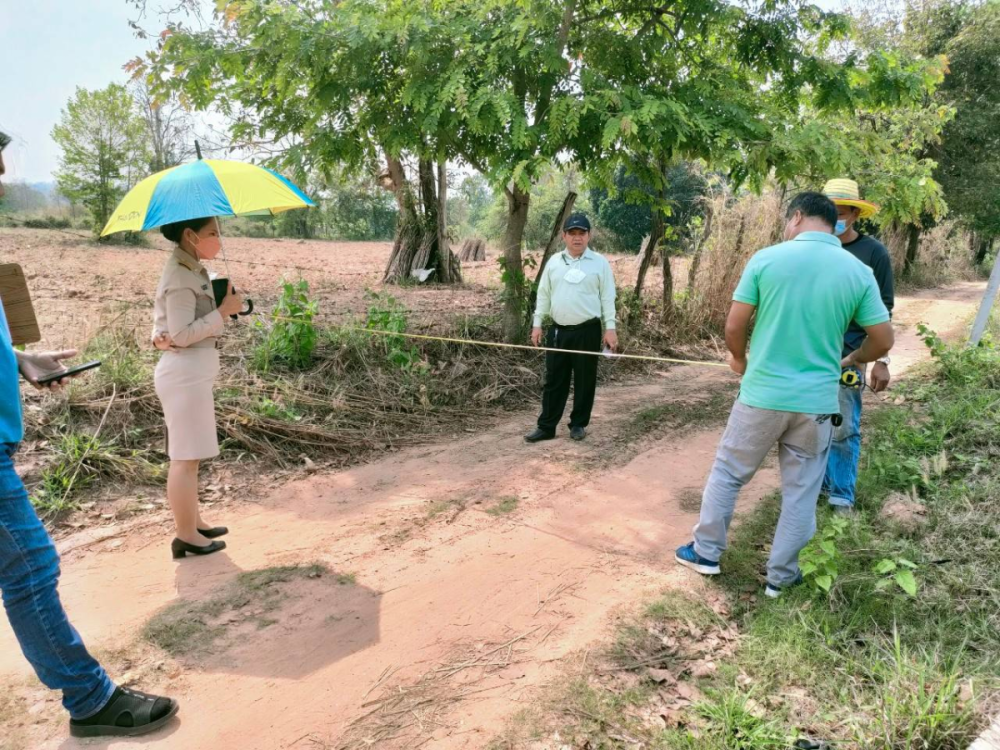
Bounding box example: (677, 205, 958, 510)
(197, 526, 229, 539)
(524, 428, 556, 443)
(171, 538, 226, 559)
(570, 426, 587, 441)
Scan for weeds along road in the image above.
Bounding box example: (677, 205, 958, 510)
(0, 281, 984, 750)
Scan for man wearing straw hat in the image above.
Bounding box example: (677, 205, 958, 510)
(822, 178, 895, 516)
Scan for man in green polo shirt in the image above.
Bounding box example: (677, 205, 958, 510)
(675, 192, 894, 598)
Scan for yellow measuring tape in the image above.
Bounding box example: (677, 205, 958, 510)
(345, 326, 731, 367)
(255, 310, 730, 368)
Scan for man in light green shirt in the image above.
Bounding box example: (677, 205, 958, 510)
(526, 213, 618, 443)
(675, 192, 893, 599)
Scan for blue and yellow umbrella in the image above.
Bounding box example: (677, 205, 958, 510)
(100, 159, 314, 236)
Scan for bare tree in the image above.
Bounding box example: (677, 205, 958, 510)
(132, 80, 194, 172)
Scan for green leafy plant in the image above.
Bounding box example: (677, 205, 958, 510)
(364, 291, 423, 371)
(251, 397, 303, 422)
(799, 515, 850, 593)
(917, 323, 947, 358)
(874, 557, 920, 597)
(253, 279, 318, 371)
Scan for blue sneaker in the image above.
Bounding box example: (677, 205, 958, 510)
(674, 542, 720, 575)
(764, 572, 805, 599)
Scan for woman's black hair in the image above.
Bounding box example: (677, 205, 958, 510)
(160, 216, 214, 244)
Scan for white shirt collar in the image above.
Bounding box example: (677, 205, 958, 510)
(562, 247, 591, 262)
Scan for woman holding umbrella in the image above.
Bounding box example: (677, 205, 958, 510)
(153, 216, 242, 558)
(102, 155, 314, 560)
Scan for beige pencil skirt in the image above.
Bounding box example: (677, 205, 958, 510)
(154, 347, 221, 461)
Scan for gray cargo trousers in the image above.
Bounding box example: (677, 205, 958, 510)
(692, 400, 834, 587)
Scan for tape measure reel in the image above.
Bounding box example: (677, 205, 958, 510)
(840, 369, 861, 388)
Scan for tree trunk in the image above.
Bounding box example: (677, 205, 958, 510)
(973, 233, 993, 267)
(418, 158, 437, 218)
(635, 223, 663, 298)
(769, 184, 788, 244)
(903, 223, 921, 276)
(434, 159, 461, 284)
(383, 188, 425, 283)
(525, 191, 577, 331)
(654, 211, 674, 321)
(459, 239, 487, 261)
(501, 185, 531, 342)
(381, 154, 460, 284)
(686, 200, 714, 298)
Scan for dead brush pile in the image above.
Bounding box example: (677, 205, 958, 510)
(19, 286, 674, 516)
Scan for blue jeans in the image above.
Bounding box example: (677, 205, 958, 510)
(0, 443, 115, 719)
(823, 372, 864, 507)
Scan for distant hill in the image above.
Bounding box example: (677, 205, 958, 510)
(23, 182, 69, 206)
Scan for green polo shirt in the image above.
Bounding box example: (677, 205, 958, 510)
(733, 231, 889, 415)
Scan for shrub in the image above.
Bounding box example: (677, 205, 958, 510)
(252, 279, 319, 371)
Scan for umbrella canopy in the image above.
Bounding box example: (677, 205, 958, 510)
(100, 159, 314, 236)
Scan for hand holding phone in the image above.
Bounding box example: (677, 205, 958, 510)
(35, 360, 102, 387)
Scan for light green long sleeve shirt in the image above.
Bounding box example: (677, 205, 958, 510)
(533, 248, 617, 329)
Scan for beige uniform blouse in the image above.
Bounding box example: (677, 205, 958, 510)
(152, 248, 224, 348)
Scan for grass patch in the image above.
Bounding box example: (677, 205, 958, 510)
(492, 333, 999, 748)
(617, 384, 736, 446)
(143, 563, 330, 657)
(29, 431, 162, 518)
(425, 497, 465, 521)
(81, 318, 155, 393)
(486, 496, 519, 516)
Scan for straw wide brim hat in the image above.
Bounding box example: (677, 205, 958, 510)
(822, 178, 879, 220)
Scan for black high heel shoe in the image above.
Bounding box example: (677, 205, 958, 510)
(197, 526, 229, 539)
(171, 538, 226, 559)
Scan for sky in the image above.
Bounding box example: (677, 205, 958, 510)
(0, 0, 165, 184)
(1, 0, 847, 185)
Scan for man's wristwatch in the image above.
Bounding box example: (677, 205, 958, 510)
(876, 355, 891, 366)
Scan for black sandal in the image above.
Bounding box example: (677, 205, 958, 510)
(69, 686, 178, 738)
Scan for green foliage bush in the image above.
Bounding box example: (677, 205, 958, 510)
(252, 279, 319, 372)
(22, 216, 72, 230)
(362, 291, 423, 371)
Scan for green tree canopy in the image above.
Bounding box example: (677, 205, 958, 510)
(932, 0, 1000, 246)
(590, 163, 708, 254)
(52, 84, 149, 237)
(138, 0, 942, 336)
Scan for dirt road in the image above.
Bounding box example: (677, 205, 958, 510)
(0, 282, 983, 750)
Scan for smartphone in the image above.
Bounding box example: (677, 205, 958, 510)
(36, 360, 102, 386)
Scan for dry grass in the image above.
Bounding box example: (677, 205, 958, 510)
(887, 219, 982, 289)
(687, 191, 785, 332)
(333, 625, 550, 749)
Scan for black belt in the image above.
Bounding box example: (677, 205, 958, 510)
(553, 318, 600, 330)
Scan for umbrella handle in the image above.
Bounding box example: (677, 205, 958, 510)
(236, 298, 254, 318)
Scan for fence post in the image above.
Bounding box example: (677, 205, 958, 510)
(967, 249, 1000, 347)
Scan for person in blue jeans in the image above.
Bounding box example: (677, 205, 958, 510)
(0, 294, 178, 737)
(821, 179, 895, 515)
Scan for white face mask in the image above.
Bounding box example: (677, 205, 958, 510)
(835, 219, 848, 236)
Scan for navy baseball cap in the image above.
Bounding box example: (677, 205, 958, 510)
(563, 213, 592, 232)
